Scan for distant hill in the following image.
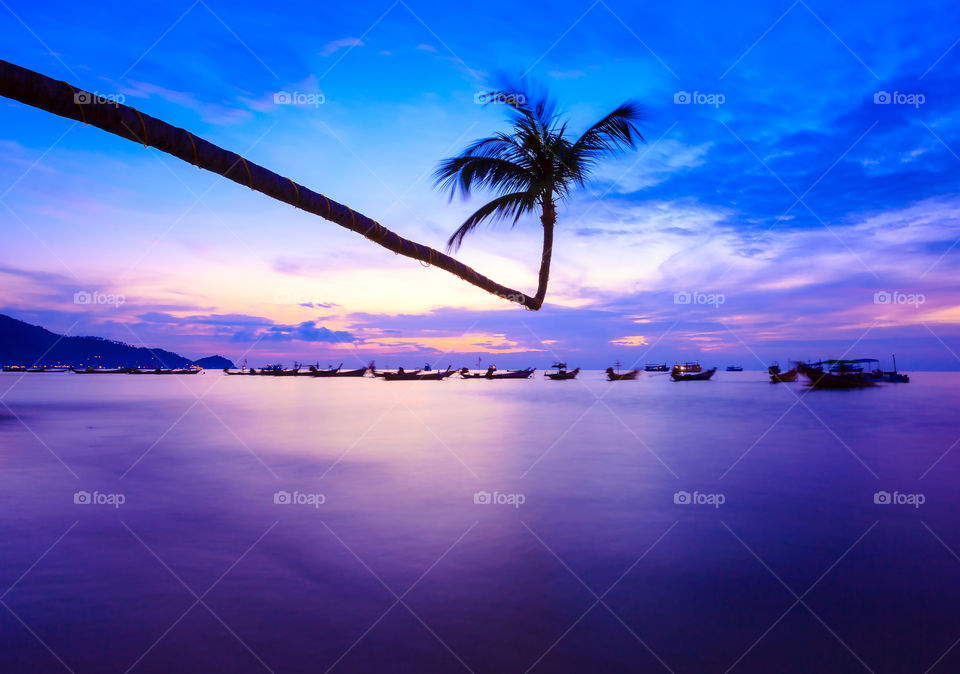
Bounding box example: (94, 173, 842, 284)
(0, 314, 235, 369)
(193, 355, 234, 370)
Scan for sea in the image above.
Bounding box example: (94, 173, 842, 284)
(1, 369, 959, 673)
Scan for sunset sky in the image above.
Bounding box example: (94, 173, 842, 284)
(1, 1, 958, 369)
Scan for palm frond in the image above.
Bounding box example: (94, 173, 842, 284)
(572, 102, 645, 158)
(434, 155, 530, 199)
(446, 191, 538, 251)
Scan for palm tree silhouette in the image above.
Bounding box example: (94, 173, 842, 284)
(435, 87, 644, 307)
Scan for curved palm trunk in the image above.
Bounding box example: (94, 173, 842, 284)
(534, 199, 555, 307)
(0, 60, 545, 310)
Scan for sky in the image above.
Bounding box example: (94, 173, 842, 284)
(1, 0, 959, 370)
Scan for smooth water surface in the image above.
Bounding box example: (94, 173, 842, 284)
(1, 370, 959, 672)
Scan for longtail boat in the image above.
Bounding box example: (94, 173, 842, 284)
(255, 364, 301, 376)
(674, 361, 702, 373)
(382, 367, 452, 381)
(310, 363, 368, 377)
(882, 354, 910, 383)
(223, 367, 258, 375)
(796, 361, 876, 389)
(726, 365, 743, 372)
(129, 367, 202, 375)
(459, 366, 535, 379)
(644, 363, 668, 372)
(70, 367, 131, 374)
(370, 366, 415, 378)
(545, 362, 579, 380)
(768, 363, 798, 382)
(606, 366, 639, 381)
(671, 366, 716, 381)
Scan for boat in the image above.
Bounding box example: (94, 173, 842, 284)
(674, 361, 702, 373)
(459, 366, 535, 379)
(223, 367, 258, 375)
(881, 354, 910, 383)
(670, 365, 716, 381)
(256, 364, 301, 376)
(382, 367, 452, 381)
(768, 363, 798, 382)
(796, 361, 877, 389)
(607, 361, 640, 380)
(129, 366, 202, 375)
(545, 362, 579, 380)
(726, 365, 743, 372)
(309, 363, 368, 377)
(370, 364, 417, 378)
(70, 367, 131, 374)
(644, 363, 668, 372)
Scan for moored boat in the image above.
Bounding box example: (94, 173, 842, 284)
(768, 363, 798, 382)
(256, 364, 301, 376)
(607, 361, 640, 380)
(545, 362, 579, 380)
(70, 367, 131, 374)
(674, 361, 702, 373)
(129, 366, 202, 374)
(309, 363, 368, 377)
(881, 354, 910, 383)
(671, 365, 716, 381)
(726, 365, 743, 372)
(382, 367, 452, 381)
(644, 363, 668, 372)
(459, 366, 535, 379)
(796, 361, 876, 389)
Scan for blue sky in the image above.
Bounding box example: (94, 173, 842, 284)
(1, 0, 959, 369)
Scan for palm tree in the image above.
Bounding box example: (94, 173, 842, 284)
(435, 88, 644, 308)
(0, 60, 546, 309)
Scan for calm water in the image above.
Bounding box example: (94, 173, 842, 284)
(1, 370, 959, 673)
